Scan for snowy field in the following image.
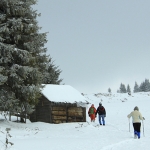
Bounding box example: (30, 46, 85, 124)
(0, 92, 150, 150)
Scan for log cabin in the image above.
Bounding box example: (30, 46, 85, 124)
(29, 84, 88, 124)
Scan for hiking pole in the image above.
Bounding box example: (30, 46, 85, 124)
(142, 120, 145, 137)
(128, 118, 130, 132)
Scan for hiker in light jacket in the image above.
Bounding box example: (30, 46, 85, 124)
(88, 104, 96, 122)
(127, 106, 145, 139)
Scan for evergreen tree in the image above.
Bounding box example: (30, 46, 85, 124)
(0, 0, 62, 120)
(144, 79, 150, 92)
(139, 82, 145, 92)
(139, 79, 150, 92)
(126, 84, 131, 93)
(133, 81, 139, 93)
(108, 88, 111, 93)
(119, 83, 126, 93)
(42, 58, 62, 84)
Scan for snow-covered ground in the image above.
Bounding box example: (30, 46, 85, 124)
(0, 92, 149, 150)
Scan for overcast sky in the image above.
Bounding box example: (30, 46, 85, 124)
(34, 0, 150, 94)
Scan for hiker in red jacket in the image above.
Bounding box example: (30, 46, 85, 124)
(88, 104, 97, 122)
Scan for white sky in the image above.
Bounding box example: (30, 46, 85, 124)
(34, 0, 150, 94)
(0, 92, 149, 150)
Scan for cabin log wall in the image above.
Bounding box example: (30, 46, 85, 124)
(51, 105, 86, 123)
(30, 95, 86, 124)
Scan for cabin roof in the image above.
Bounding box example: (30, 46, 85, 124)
(41, 84, 87, 104)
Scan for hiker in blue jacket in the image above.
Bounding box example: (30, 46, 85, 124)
(96, 103, 106, 125)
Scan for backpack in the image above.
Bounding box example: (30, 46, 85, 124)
(89, 107, 95, 114)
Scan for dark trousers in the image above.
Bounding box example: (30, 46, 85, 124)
(133, 123, 141, 138)
(133, 123, 141, 132)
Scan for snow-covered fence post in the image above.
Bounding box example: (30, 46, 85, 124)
(5, 128, 13, 150)
(128, 118, 130, 132)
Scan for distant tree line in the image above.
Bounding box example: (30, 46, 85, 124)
(133, 79, 150, 93)
(117, 78, 150, 93)
(117, 83, 131, 93)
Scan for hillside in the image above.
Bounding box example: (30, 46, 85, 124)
(0, 92, 149, 150)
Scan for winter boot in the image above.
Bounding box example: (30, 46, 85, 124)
(137, 132, 140, 139)
(134, 134, 137, 139)
(134, 131, 138, 139)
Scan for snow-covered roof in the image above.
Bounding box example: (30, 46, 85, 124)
(41, 84, 87, 104)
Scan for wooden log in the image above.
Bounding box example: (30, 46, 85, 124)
(68, 107, 83, 111)
(53, 120, 66, 124)
(52, 111, 66, 115)
(52, 107, 66, 111)
(68, 109, 83, 113)
(52, 115, 67, 120)
(68, 112, 83, 116)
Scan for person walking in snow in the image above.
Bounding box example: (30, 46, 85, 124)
(88, 104, 97, 122)
(127, 106, 145, 139)
(96, 103, 106, 126)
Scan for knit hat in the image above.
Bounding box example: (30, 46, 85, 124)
(99, 102, 102, 106)
(134, 106, 139, 111)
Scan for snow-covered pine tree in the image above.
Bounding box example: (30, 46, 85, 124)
(119, 83, 126, 93)
(126, 84, 131, 94)
(139, 79, 150, 92)
(139, 81, 146, 92)
(144, 79, 150, 92)
(42, 57, 62, 84)
(0, 0, 57, 121)
(108, 88, 111, 94)
(133, 81, 139, 93)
